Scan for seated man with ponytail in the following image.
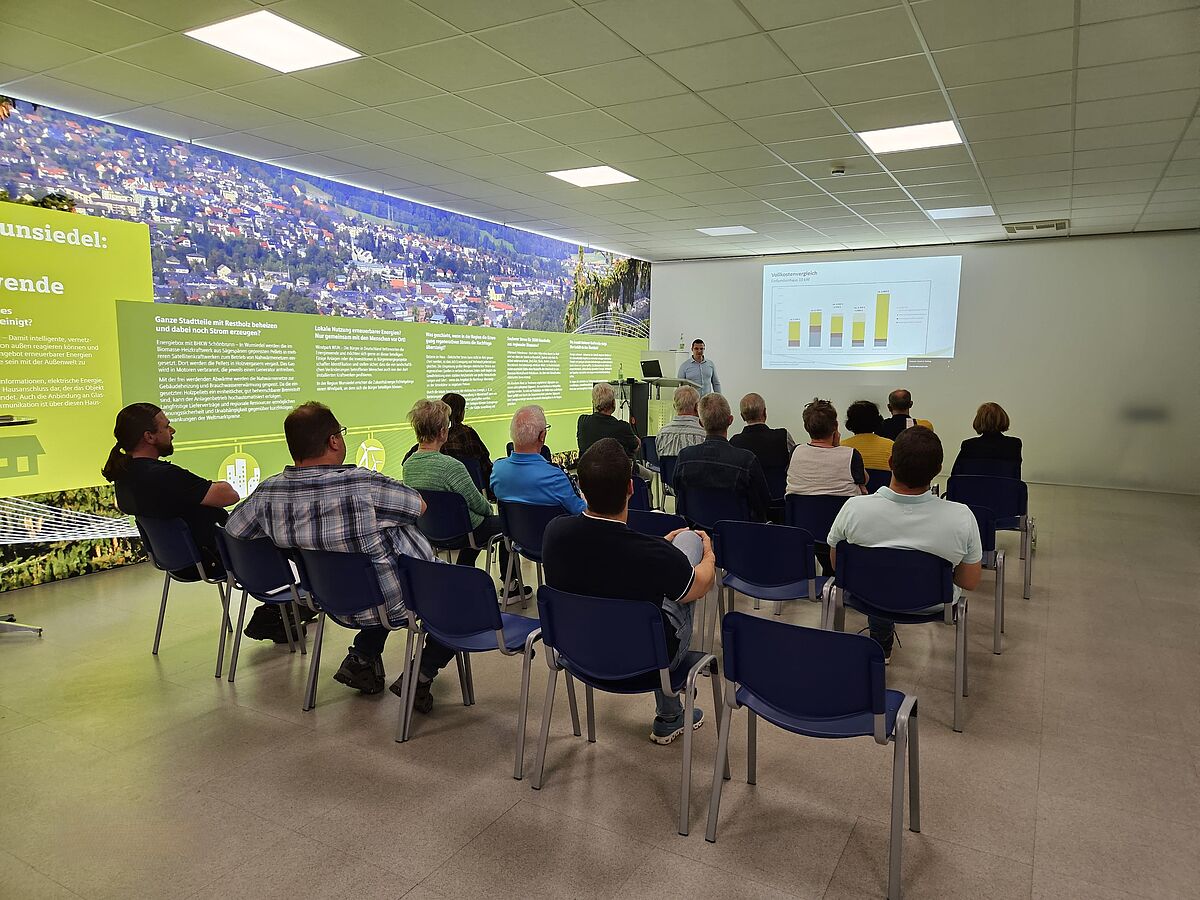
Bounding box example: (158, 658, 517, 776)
(103, 403, 302, 644)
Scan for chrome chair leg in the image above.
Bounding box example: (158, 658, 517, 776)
(953, 602, 966, 733)
(397, 626, 417, 742)
(152, 573, 171, 655)
(279, 602, 298, 654)
(564, 671, 582, 736)
(584, 685, 596, 742)
(513, 632, 538, 780)
(292, 601, 308, 655)
(993, 551, 1005, 655)
(530, 666, 559, 790)
(464, 652, 476, 705)
(889, 714, 909, 900)
(455, 653, 471, 706)
(1022, 523, 1033, 599)
(704, 700, 735, 842)
(227, 589, 250, 683)
(747, 710, 757, 784)
(908, 702, 921, 833)
(214, 582, 230, 679)
(706, 663, 729, 781)
(679, 678, 697, 836)
(302, 613, 326, 712)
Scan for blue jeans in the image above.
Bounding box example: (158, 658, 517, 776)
(653, 598, 696, 720)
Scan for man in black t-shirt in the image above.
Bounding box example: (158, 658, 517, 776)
(543, 438, 716, 745)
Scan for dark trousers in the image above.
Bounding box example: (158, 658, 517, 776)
(456, 515, 511, 580)
(353, 627, 457, 680)
(868, 618, 894, 653)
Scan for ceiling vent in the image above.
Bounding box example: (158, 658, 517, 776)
(1004, 219, 1069, 235)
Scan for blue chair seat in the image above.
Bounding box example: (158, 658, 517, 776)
(735, 684, 906, 740)
(423, 612, 542, 653)
(842, 593, 948, 625)
(994, 515, 1021, 530)
(722, 573, 828, 602)
(559, 649, 709, 696)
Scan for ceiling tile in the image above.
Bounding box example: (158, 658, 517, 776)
(548, 58, 683, 106)
(477, 9, 639, 74)
(270, 0, 458, 55)
(606, 94, 725, 132)
(3, 74, 140, 116)
(380, 37, 533, 92)
(247, 121, 357, 152)
(651, 34, 797, 92)
(978, 153, 1072, 177)
(380, 161, 471, 185)
(808, 56, 938, 106)
(679, 188, 756, 205)
(501, 146, 605, 172)
(410, 0, 571, 31)
(199, 132, 300, 160)
(878, 145, 973, 170)
(819, 173, 904, 192)
(836, 91, 951, 131)
(458, 78, 589, 120)
(573, 135, 675, 163)
(788, 157, 883, 179)
(1075, 54, 1200, 102)
(1078, 9, 1200, 67)
(621, 156, 709, 179)
(933, 30, 1075, 86)
(588, 0, 758, 53)
(523, 109, 635, 142)
(114, 34, 276, 90)
(653, 173, 736, 194)
(106, 107, 228, 141)
(1072, 179, 1159, 196)
(0, 24, 94, 72)
(1074, 144, 1179, 169)
(651, 122, 757, 154)
(311, 108, 430, 142)
(101, 0, 258, 30)
(224, 77, 359, 119)
(906, 181, 987, 199)
(449, 123, 558, 153)
(722, 165, 807, 186)
(324, 144, 424, 168)
(1075, 90, 1200, 128)
(1073, 162, 1168, 183)
(912, 0, 1075, 48)
(740, 108, 847, 143)
(160, 91, 292, 130)
(970, 132, 1073, 160)
(768, 134, 869, 163)
(381, 95, 506, 131)
(1075, 120, 1188, 150)
(949, 72, 1074, 117)
(51, 57, 198, 105)
(272, 152, 366, 178)
(893, 163, 982, 185)
(700, 75, 825, 120)
(294, 59, 439, 107)
(746, 181, 824, 201)
(985, 171, 1071, 190)
(444, 155, 538, 177)
(740, 0, 899, 30)
(774, 7, 922, 72)
(686, 145, 782, 172)
(0, 0, 166, 53)
(958, 105, 1074, 140)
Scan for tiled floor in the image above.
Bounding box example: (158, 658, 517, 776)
(1, 484, 1198, 899)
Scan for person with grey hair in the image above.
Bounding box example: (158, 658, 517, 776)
(577, 381, 640, 459)
(730, 391, 796, 472)
(673, 393, 771, 525)
(491, 405, 586, 515)
(654, 384, 707, 459)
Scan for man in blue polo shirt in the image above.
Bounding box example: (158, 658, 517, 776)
(827, 426, 982, 663)
(491, 405, 586, 515)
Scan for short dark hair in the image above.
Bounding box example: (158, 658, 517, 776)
(285, 401, 341, 462)
(802, 399, 838, 440)
(888, 389, 913, 412)
(890, 426, 942, 488)
(576, 438, 632, 515)
(845, 400, 883, 435)
(691, 338, 704, 346)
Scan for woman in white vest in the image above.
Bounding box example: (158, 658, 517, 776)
(786, 399, 869, 497)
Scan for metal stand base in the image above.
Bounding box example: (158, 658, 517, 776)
(1, 613, 42, 636)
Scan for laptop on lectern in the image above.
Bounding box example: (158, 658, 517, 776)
(639, 359, 663, 379)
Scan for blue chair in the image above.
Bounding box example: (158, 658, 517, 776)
(460, 457, 486, 492)
(290, 547, 412, 713)
(952, 458, 1021, 479)
(676, 485, 750, 532)
(866, 468, 891, 494)
(762, 465, 788, 501)
(497, 501, 565, 609)
(506, 442, 553, 462)
(415, 488, 502, 575)
(825, 542, 967, 732)
(659, 455, 677, 501)
(530, 586, 721, 837)
(396, 557, 543, 776)
(705, 613, 920, 900)
(213, 526, 309, 684)
(630, 474, 652, 511)
(642, 435, 663, 508)
(714, 521, 824, 620)
(784, 494, 850, 544)
(965, 505, 1006, 655)
(946, 475, 1034, 599)
(136, 517, 231, 678)
(626, 509, 686, 539)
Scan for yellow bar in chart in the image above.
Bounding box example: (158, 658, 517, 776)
(874, 292, 890, 347)
(808, 310, 822, 347)
(851, 315, 866, 348)
(787, 320, 802, 347)
(830, 314, 844, 348)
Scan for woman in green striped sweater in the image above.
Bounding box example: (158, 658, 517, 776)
(402, 399, 530, 604)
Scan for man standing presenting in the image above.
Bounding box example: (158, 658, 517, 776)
(677, 339, 721, 397)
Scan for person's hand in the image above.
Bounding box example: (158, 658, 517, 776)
(696, 529, 714, 556)
(663, 527, 687, 542)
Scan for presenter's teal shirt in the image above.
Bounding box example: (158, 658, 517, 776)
(677, 358, 721, 396)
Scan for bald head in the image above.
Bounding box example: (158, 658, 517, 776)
(887, 389, 913, 413)
(510, 405, 548, 453)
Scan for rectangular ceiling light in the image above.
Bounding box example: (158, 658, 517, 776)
(926, 205, 995, 220)
(858, 120, 962, 154)
(696, 225, 756, 236)
(185, 11, 360, 73)
(546, 166, 637, 187)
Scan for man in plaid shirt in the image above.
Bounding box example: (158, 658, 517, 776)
(227, 401, 456, 710)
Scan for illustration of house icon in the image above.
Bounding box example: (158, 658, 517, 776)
(0, 435, 46, 478)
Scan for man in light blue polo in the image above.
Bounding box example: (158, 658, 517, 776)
(491, 404, 586, 515)
(676, 338, 721, 397)
(827, 426, 981, 663)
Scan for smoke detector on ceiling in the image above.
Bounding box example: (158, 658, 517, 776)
(1004, 219, 1069, 235)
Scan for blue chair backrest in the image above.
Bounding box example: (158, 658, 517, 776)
(626, 509, 686, 538)
(537, 586, 670, 681)
(680, 486, 750, 531)
(497, 501, 564, 559)
(784, 494, 850, 544)
(460, 457, 486, 491)
(834, 541, 954, 613)
(965, 504, 997, 554)
(866, 469, 891, 494)
(715, 521, 817, 585)
(642, 434, 660, 466)
(945, 475, 1027, 520)
(292, 547, 390, 619)
(723, 612, 886, 719)
(763, 465, 788, 501)
(415, 489, 473, 545)
(660, 455, 677, 489)
(630, 475, 652, 511)
(398, 556, 501, 639)
(953, 458, 1021, 479)
(213, 526, 295, 598)
(136, 517, 203, 574)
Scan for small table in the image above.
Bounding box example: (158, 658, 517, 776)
(1, 416, 43, 636)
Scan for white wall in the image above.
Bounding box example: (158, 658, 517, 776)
(651, 231, 1200, 494)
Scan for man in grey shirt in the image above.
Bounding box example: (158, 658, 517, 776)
(654, 385, 707, 459)
(676, 338, 721, 397)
